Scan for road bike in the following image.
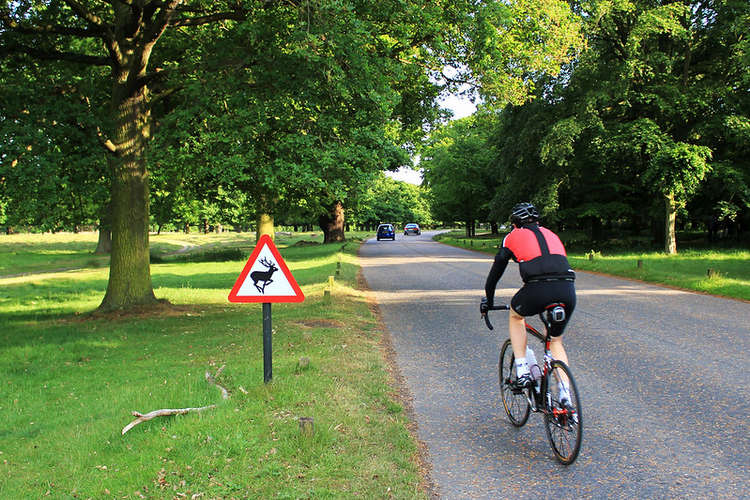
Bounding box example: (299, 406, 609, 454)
(482, 301, 582, 464)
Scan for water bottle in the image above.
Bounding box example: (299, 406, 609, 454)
(526, 346, 542, 391)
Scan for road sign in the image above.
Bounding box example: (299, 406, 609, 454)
(228, 234, 305, 303)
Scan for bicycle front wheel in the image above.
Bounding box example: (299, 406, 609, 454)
(499, 339, 530, 427)
(543, 360, 582, 464)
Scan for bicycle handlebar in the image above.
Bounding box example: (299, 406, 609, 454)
(482, 303, 510, 330)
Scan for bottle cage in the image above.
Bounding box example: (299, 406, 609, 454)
(546, 305, 566, 324)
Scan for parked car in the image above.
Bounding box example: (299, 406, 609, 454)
(404, 223, 421, 235)
(376, 223, 396, 241)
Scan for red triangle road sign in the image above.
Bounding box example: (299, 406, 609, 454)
(228, 234, 305, 303)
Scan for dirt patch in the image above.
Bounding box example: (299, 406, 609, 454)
(293, 318, 345, 329)
(66, 300, 208, 323)
(356, 268, 439, 500)
(293, 240, 320, 247)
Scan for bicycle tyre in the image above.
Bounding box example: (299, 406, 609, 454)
(499, 339, 530, 427)
(543, 360, 582, 464)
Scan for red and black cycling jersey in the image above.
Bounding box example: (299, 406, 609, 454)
(485, 223, 575, 305)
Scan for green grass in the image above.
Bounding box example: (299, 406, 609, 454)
(0, 232, 111, 276)
(0, 232, 425, 498)
(0, 230, 370, 276)
(435, 231, 750, 301)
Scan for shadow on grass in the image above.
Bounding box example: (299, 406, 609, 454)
(0, 261, 361, 351)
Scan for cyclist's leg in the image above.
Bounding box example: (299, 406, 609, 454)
(549, 336, 571, 390)
(548, 281, 576, 390)
(509, 285, 541, 383)
(509, 307, 527, 360)
(549, 336, 569, 365)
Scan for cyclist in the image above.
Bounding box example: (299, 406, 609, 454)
(481, 202, 576, 403)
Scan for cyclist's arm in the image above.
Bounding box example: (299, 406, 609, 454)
(485, 247, 513, 306)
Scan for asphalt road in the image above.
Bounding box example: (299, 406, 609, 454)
(360, 231, 750, 499)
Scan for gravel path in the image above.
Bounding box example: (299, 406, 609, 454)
(360, 231, 750, 499)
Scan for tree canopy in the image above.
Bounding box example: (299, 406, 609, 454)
(426, 0, 749, 252)
(2, 0, 585, 310)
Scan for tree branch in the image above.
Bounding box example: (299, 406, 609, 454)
(205, 364, 229, 400)
(0, 12, 105, 38)
(1, 44, 111, 66)
(121, 406, 216, 435)
(120, 365, 229, 435)
(168, 10, 247, 28)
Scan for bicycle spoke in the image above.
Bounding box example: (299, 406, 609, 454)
(499, 339, 530, 427)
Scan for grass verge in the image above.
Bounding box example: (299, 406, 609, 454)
(434, 231, 750, 301)
(0, 234, 425, 498)
(0, 231, 372, 276)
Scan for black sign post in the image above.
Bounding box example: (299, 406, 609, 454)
(228, 234, 305, 384)
(262, 302, 272, 383)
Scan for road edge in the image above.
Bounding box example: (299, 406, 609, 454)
(356, 247, 440, 499)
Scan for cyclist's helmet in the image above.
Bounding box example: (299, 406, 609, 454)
(510, 202, 539, 226)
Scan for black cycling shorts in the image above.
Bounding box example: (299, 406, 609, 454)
(511, 280, 576, 337)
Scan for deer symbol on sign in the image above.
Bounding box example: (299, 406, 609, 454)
(250, 257, 278, 293)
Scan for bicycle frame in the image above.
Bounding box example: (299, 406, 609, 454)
(524, 321, 554, 413)
(486, 304, 566, 415)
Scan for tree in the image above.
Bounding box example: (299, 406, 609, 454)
(2, 1, 246, 310)
(0, 52, 110, 236)
(349, 174, 432, 229)
(422, 114, 495, 236)
(523, 0, 744, 251)
(152, 0, 585, 243)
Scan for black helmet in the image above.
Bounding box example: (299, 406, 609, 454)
(510, 202, 539, 226)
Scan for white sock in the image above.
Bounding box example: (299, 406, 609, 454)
(515, 358, 529, 378)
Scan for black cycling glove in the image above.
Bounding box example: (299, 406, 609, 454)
(480, 297, 490, 315)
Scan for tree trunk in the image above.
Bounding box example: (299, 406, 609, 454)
(491, 222, 498, 235)
(256, 213, 274, 241)
(95, 226, 112, 255)
(665, 192, 677, 254)
(94, 203, 112, 254)
(319, 201, 345, 243)
(99, 76, 157, 311)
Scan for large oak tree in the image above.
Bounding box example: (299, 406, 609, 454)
(2, 1, 245, 310)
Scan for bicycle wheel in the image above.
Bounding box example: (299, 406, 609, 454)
(543, 360, 582, 464)
(499, 339, 530, 427)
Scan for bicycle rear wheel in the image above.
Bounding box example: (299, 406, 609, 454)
(543, 360, 582, 464)
(499, 339, 530, 427)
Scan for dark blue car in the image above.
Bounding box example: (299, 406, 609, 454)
(376, 223, 395, 241)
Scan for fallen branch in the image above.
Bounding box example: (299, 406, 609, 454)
(121, 365, 229, 435)
(205, 364, 229, 400)
(121, 406, 216, 435)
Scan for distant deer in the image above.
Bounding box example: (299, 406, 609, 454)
(251, 257, 278, 293)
